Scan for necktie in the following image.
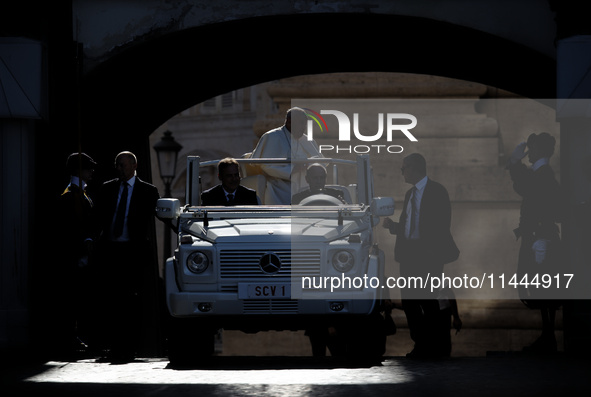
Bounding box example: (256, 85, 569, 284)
(227, 193, 234, 205)
(113, 182, 128, 238)
(409, 186, 418, 238)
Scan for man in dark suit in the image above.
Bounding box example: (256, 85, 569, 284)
(508, 132, 561, 353)
(201, 157, 259, 206)
(95, 151, 160, 362)
(383, 153, 459, 358)
(292, 163, 347, 204)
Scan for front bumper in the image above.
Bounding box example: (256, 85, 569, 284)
(167, 290, 378, 317)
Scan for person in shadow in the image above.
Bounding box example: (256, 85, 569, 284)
(435, 287, 462, 357)
(53, 152, 97, 358)
(507, 132, 562, 353)
(201, 157, 259, 206)
(94, 151, 161, 362)
(383, 153, 459, 358)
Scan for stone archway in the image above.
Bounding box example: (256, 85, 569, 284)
(80, 13, 555, 160)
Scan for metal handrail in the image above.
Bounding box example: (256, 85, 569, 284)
(199, 157, 357, 167)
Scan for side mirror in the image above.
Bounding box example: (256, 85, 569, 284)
(156, 198, 181, 219)
(371, 197, 395, 217)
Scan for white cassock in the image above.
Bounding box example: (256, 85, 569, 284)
(251, 125, 322, 204)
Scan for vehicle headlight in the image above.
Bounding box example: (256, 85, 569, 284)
(332, 250, 354, 273)
(186, 251, 209, 274)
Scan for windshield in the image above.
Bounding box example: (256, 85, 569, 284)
(195, 157, 362, 208)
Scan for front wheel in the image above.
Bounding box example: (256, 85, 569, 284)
(341, 312, 387, 359)
(167, 316, 215, 366)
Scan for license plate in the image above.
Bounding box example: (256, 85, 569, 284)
(238, 283, 291, 299)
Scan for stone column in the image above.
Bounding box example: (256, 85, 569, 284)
(0, 38, 45, 354)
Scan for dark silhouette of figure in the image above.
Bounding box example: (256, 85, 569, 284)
(54, 152, 97, 357)
(383, 153, 459, 358)
(292, 163, 347, 204)
(508, 132, 562, 353)
(201, 157, 259, 206)
(95, 151, 161, 362)
(436, 287, 462, 357)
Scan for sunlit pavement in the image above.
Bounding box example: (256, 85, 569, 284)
(4, 355, 591, 396)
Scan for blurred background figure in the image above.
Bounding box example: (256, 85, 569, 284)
(507, 132, 562, 353)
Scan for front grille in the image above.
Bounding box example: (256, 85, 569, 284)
(243, 299, 299, 314)
(219, 249, 321, 278)
(220, 284, 238, 293)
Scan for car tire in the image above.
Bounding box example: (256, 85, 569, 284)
(167, 317, 215, 367)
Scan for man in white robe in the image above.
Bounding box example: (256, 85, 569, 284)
(251, 107, 323, 204)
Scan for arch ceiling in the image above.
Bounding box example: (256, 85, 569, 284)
(81, 13, 555, 150)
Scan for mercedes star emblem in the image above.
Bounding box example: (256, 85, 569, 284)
(259, 253, 282, 274)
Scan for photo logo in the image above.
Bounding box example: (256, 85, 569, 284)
(304, 109, 418, 154)
(302, 108, 329, 134)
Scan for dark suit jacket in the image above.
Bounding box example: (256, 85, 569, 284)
(201, 184, 258, 206)
(58, 184, 94, 244)
(56, 184, 95, 270)
(394, 179, 459, 271)
(97, 177, 160, 243)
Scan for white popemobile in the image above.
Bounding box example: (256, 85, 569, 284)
(156, 154, 394, 364)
